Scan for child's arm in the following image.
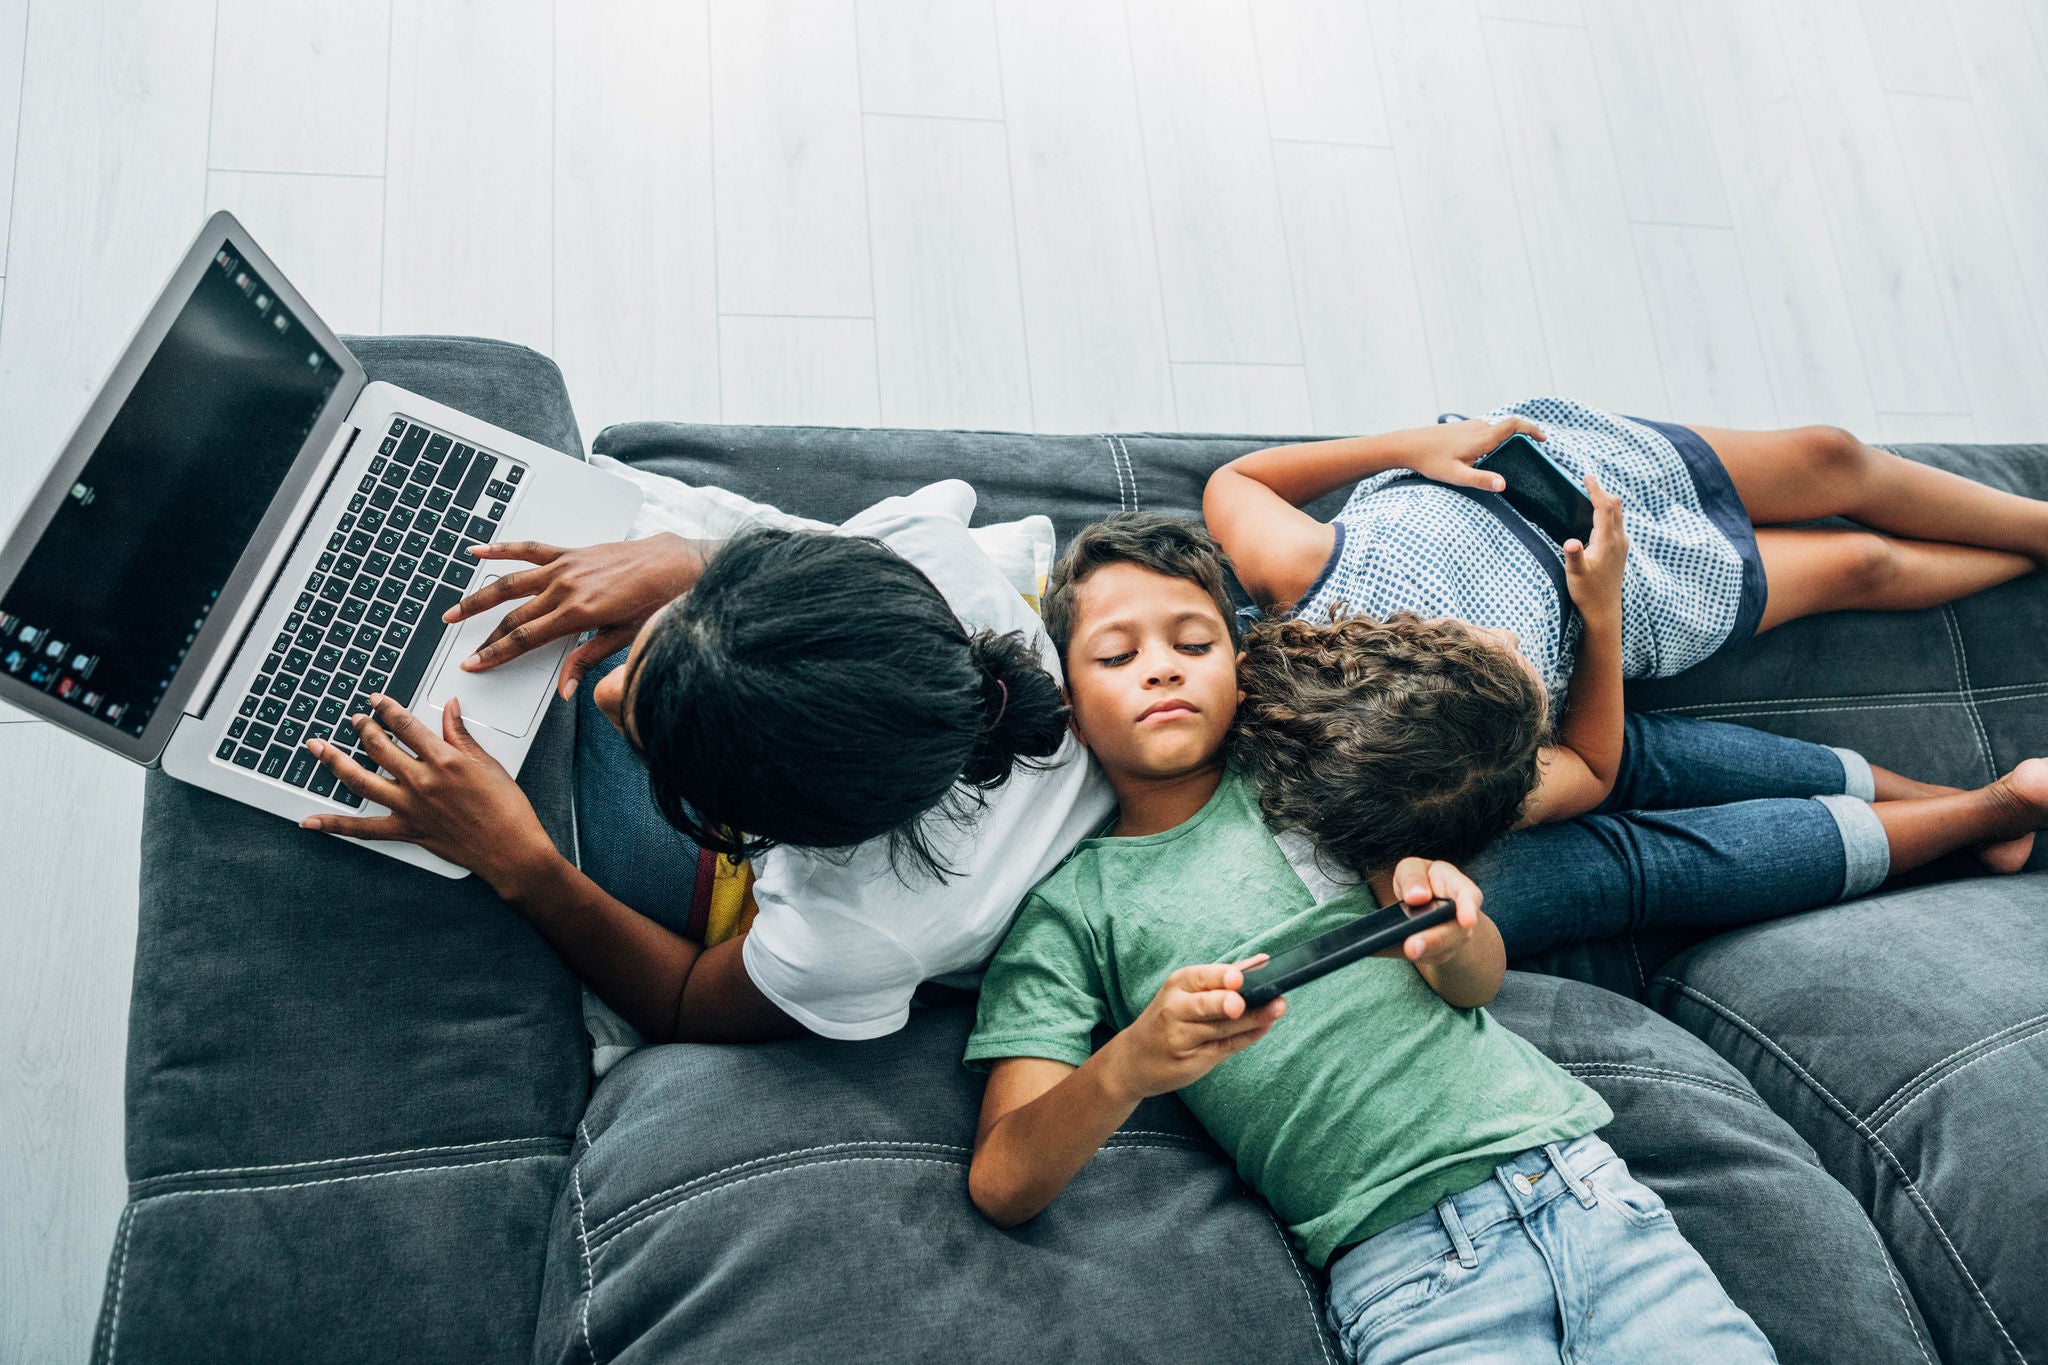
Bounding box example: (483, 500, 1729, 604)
(969, 956, 1281, 1227)
(1519, 476, 1629, 826)
(1369, 856, 1504, 1009)
(1204, 416, 1543, 607)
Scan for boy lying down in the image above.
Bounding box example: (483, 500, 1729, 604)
(963, 513, 1776, 1364)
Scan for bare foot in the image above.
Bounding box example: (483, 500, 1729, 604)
(1977, 759, 2048, 873)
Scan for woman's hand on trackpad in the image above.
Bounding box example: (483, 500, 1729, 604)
(441, 533, 714, 697)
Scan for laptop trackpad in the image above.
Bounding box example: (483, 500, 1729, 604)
(419, 573, 555, 739)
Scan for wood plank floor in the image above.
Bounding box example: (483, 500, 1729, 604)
(3, 1, 2047, 1358)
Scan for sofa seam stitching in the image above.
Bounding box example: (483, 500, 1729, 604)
(99, 1202, 134, 1365)
(127, 1152, 557, 1206)
(1864, 1208, 1937, 1365)
(1117, 434, 1142, 510)
(1555, 1062, 1762, 1107)
(1641, 680, 2048, 714)
(1654, 976, 2025, 1361)
(1872, 1030, 2048, 1137)
(586, 1140, 972, 1241)
(1252, 1201, 1338, 1365)
(128, 1134, 562, 1188)
(1866, 1012, 2048, 1127)
(1103, 435, 1128, 513)
(1938, 604, 1999, 782)
(1642, 691, 2048, 723)
(573, 1121, 598, 1365)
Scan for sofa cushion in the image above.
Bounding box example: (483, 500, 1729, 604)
(539, 976, 1928, 1365)
(105, 337, 593, 1365)
(1653, 873, 2048, 1365)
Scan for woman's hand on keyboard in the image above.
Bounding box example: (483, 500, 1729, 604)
(443, 533, 717, 697)
(299, 694, 560, 893)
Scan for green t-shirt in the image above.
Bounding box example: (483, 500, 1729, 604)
(965, 768, 1610, 1269)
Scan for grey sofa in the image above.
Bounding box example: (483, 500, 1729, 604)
(95, 338, 2047, 1364)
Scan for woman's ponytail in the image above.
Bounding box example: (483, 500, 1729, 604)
(957, 629, 1069, 788)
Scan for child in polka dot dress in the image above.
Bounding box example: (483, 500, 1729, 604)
(1205, 400, 2048, 843)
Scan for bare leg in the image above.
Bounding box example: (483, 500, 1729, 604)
(1753, 527, 2035, 632)
(1871, 759, 2048, 878)
(1691, 423, 2048, 565)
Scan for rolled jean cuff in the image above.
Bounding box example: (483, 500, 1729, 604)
(1815, 794, 1891, 899)
(1831, 746, 1877, 801)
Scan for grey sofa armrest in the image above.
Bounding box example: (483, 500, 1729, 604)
(99, 338, 593, 1364)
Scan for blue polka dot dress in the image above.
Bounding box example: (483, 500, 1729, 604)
(1290, 398, 1767, 704)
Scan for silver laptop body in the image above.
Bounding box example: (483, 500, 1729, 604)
(0, 212, 640, 877)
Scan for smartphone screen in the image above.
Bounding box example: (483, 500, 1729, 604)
(1477, 435, 1596, 546)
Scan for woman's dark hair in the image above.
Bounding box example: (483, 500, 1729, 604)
(1230, 612, 1548, 876)
(1040, 511, 1241, 658)
(625, 527, 1069, 881)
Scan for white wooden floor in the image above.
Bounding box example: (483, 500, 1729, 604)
(4, 0, 2048, 1358)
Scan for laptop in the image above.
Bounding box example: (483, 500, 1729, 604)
(0, 211, 641, 877)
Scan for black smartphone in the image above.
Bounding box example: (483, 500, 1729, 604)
(1237, 898, 1459, 1007)
(1474, 434, 1596, 547)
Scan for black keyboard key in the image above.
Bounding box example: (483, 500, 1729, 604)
(465, 514, 495, 541)
(343, 649, 371, 675)
(387, 584, 463, 705)
(354, 625, 382, 650)
(304, 571, 325, 593)
(423, 433, 451, 465)
(379, 435, 397, 455)
(443, 559, 475, 589)
(398, 483, 425, 508)
(238, 695, 259, 718)
(296, 625, 323, 651)
(259, 697, 287, 724)
(348, 575, 377, 601)
(371, 484, 396, 510)
(385, 622, 412, 648)
(304, 670, 332, 696)
(376, 528, 402, 554)
(246, 723, 276, 751)
(326, 622, 354, 646)
(490, 501, 507, 520)
(317, 697, 345, 724)
(255, 745, 289, 779)
(285, 611, 304, 633)
(406, 574, 436, 601)
(288, 694, 317, 722)
(272, 631, 293, 656)
(348, 694, 374, 719)
(432, 529, 459, 556)
(216, 736, 238, 761)
(319, 551, 336, 571)
(277, 719, 305, 748)
(388, 506, 414, 532)
(284, 748, 319, 789)
(363, 670, 390, 695)
(376, 578, 406, 604)
(401, 532, 428, 557)
(339, 597, 366, 624)
(389, 415, 407, 437)
(320, 576, 350, 603)
(436, 444, 474, 490)
(373, 646, 400, 673)
(334, 785, 363, 809)
(309, 764, 338, 799)
(358, 474, 377, 494)
(335, 553, 362, 579)
(251, 673, 272, 697)
(455, 451, 497, 510)
(394, 553, 419, 579)
(485, 480, 510, 501)
(366, 551, 392, 577)
(228, 717, 248, 740)
(264, 652, 282, 675)
(393, 422, 430, 466)
(233, 746, 263, 770)
(359, 507, 386, 533)
(330, 672, 360, 699)
(426, 486, 453, 512)
(338, 513, 356, 534)
(348, 493, 365, 514)
(380, 462, 408, 488)
(368, 601, 393, 627)
(271, 674, 299, 701)
(368, 456, 387, 477)
(506, 463, 523, 484)
(422, 553, 447, 578)
(396, 597, 423, 625)
(296, 591, 315, 613)
(408, 462, 435, 486)
(308, 723, 333, 744)
(310, 600, 336, 626)
(284, 649, 312, 675)
(415, 510, 441, 535)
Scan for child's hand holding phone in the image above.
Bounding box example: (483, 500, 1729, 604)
(1100, 956, 1284, 1102)
(1562, 471, 1627, 624)
(1411, 416, 1549, 493)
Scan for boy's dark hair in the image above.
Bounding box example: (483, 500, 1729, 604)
(625, 527, 1069, 882)
(1041, 511, 1241, 658)
(1230, 613, 1547, 875)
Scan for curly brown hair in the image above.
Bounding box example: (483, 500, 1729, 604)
(1229, 612, 1549, 876)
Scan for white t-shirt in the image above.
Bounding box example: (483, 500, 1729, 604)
(740, 481, 1115, 1040)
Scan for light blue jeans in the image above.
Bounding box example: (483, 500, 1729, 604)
(1325, 1134, 1777, 1364)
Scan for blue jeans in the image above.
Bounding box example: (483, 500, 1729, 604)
(574, 649, 703, 938)
(1326, 1134, 1776, 1364)
(1472, 714, 1891, 960)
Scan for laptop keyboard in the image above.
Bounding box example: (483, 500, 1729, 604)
(212, 415, 528, 807)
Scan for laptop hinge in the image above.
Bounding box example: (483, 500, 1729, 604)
(185, 421, 361, 720)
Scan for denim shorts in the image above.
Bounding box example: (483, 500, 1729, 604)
(1325, 1134, 1777, 1364)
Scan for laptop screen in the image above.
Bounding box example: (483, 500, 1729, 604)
(0, 243, 345, 737)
